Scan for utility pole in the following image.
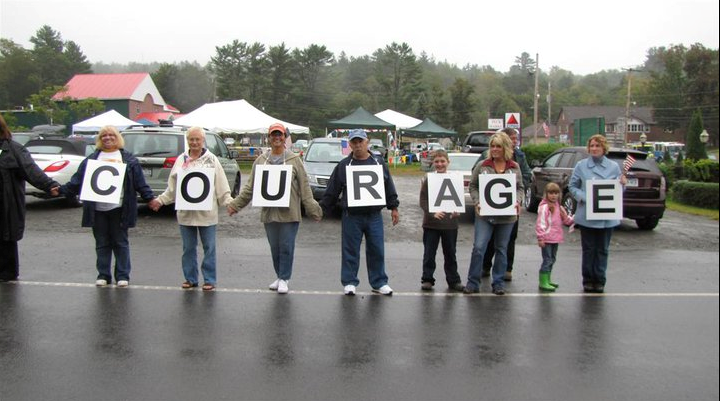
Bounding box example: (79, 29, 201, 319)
(533, 53, 540, 143)
(547, 81, 552, 129)
(622, 68, 642, 147)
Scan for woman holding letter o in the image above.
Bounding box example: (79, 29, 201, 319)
(227, 123, 322, 295)
(148, 127, 233, 291)
(568, 134, 626, 293)
(465, 132, 523, 295)
(60, 125, 154, 288)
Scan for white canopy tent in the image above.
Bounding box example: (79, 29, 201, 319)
(72, 109, 138, 134)
(374, 109, 422, 130)
(174, 99, 309, 134)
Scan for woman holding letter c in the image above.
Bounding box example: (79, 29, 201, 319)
(568, 134, 627, 293)
(465, 132, 523, 295)
(60, 125, 154, 288)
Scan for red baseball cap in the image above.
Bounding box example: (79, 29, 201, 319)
(268, 123, 286, 135)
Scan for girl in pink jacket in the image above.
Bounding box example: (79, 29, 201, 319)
(535, 182, 574, 292)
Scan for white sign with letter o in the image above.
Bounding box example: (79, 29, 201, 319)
(478, 174, 517, 216)
(80, 159, 126, 204)
(176, 167, 215, 211)
(252, 164, 293, 207)
(346, 165, 386, 207)
(586, 180, 623, 220)
(427, 173, 465, 213)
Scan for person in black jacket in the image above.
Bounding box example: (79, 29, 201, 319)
(320, 129, 400, 296)
(0, 114, 60, 282)
(60, 125, 155, 287)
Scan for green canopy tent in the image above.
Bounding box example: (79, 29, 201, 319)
(326, 107, 396, 131)
(400, 118, 457, 138)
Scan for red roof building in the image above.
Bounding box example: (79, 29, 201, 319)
(53, 73, 169, 120)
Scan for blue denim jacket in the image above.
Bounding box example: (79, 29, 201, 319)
(568, 155, 622, 229)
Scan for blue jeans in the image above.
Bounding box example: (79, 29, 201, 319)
(179, 225, 217, 285)
(264, 222, 300, 280)
(579, 226, 613, 286)
(467, 218, 514, 291)
(341, 211, 388, 289)
(540, 243, 559, 273)
(421, 228, 460, 286)
(92, 208, 131, 283)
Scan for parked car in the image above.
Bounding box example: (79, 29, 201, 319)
(446, 152, 483, 213)
(303, 138, 350, 200)
(120, 125, 241, 198)
(12, 132, 43, 145)
(24, 138, 96, 206)
(369, 138, 388, 159)
(524, 147, 666, 230)
(462, 130, 494, 154)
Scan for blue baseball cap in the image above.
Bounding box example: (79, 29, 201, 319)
(348, 129, 368, 140)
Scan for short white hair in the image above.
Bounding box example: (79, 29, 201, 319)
(187, 126, 206, 138)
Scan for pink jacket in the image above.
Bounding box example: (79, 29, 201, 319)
(535, 199, 574, 243)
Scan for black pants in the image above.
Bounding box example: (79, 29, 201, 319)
(0, 240, 19, 281)
(421, 228, 461, 286)
(483, 219, 519, 272)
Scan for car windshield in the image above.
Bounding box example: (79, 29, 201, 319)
(606, 151, 658, 173)
(305, 142, 347, 163)
(448, 155, 482, 171)
(123, 133, 183, 157)
(468, 135, 490, 146)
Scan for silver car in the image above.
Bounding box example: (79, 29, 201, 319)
(303, 138, 351, 200)
(121, 125, 241, 198)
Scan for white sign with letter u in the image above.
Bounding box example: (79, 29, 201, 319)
(80, 159, 126, 204)
(346, 165, 386, 207)
(252, 164, 293, 207)
(176, 167, 215, 211)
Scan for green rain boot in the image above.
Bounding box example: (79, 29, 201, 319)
(548, 271, 559, 288)
(539, 272, 555, 292)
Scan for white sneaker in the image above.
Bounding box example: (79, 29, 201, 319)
(268, 279, 280, 291)
(343, 285, 356, 296)
(277, 280, 289, 294)
(95, 279, 108, 287)
(372, 285, 393, 296)
(117, 280, 129, 288)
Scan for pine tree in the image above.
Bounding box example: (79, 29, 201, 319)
(685, 109, 708, 160)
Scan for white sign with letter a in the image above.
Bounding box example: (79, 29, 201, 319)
(80, 159, 126, 204)
(176, 168, 215, 211)
(252, 164, 293, 207)
(477, 174, 517, 216)
(586, 180, 623, 220)
(427, 173, 465, 213)
(346, 165, 386, 207)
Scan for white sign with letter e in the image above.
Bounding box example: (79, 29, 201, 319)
(478, 174, 517, 216)
(346, 165, 386, 207)
(586, 180, 623, 220)
(252, 164, 293, 207)
(176, 167, 215, 211)
(427, 173, 465, 213)
(80, 159, 126, 204)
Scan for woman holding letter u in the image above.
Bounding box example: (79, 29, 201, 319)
(568, 134, 626, 293)
(227, 123, 322, 295)
(149, 127, 232, 291)
(465, 132, 523, 295)
(60, 125, 154, 288)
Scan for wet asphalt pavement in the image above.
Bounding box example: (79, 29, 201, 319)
(1, 180, 719, 401)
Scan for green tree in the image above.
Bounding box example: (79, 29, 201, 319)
(29, 25, 91, 89)
(27, 85, 69, 125)
(685, 109, 708, 160)
(0, 39, 40, 108)
(266, 43, 294, 116)
(210, 40, 250, 100)
(449, 78, 474, 132)
(68, 97, 105, 121)
(373, 42, 422, 111)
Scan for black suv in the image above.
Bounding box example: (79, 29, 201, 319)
(524, 147, 666, 230)
(462, 130, 494, 154)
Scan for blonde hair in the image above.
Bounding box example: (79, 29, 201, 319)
(431, 149, 448, 162)
(544, 182, 561, 197)
(95, 125, 124, 149)
(587, 134, 609, 154)
(489, 132, 514, 161)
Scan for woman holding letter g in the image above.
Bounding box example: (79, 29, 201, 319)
(465, 132, 523, 295)
(568, 134, 626, 293)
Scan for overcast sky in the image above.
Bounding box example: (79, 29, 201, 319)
(1, 0, 718, 75)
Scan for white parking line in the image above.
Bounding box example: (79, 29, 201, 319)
(6, 281, 719, 297)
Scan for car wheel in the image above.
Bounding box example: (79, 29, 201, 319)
(562, 192, 576, 215)
(635, 216, 660, 230)
(524, 185, 540, 213)
(231, 172, 242, 197)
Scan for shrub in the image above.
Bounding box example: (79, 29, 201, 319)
(521, 143, 567, 165)
(670, 180, 719, 209)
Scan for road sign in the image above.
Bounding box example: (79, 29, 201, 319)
(488, 119, 504, 130)
(505, 113, 521, 128)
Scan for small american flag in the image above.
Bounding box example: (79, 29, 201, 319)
(542, 121, 550, 138)
(623, 154, 636, 172)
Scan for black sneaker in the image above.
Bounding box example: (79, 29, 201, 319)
(421, 282, 434, 291)
(462, 286, 479, 294)
(492, 286, 506, 295)
(449, 283, 465, 292)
